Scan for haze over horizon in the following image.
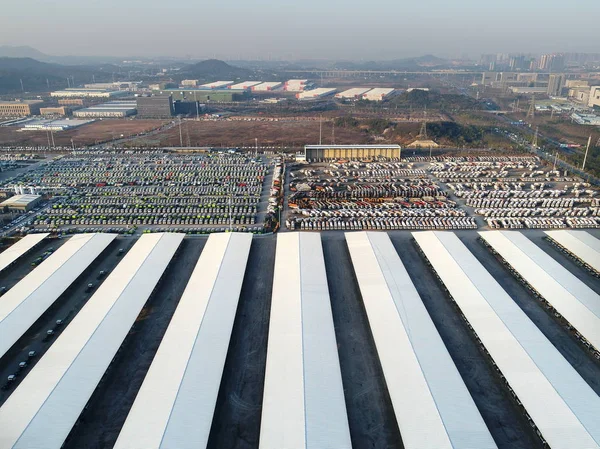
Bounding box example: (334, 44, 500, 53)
(1, 0, 599, 60)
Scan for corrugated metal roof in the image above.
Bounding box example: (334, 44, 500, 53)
(414, 231, 600, 449)
(260, 233, 351, 449)
(346, 232, 496, 449)
(480, 231, 600, 351)
(335, 88, 372, 98)
(0, 233, 184, 449)
(114, 233, 252, 449)
(545, 230, 600, 273)
(0, 233, 48, 273)
(0, 233, 116, 359)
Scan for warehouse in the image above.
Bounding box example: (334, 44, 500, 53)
(304, 144, 401, 160)
(20, 118, 95, 131)
(200, 81, 234, 89)
(39, 106, 71, 117)
(480, 231, 600, 353)
(0, 194, 42, 212)
(260, 233, 351, 449)
(162, 89, 247, 103)
(136, 96, 174, 118)
(414, 231, 600, 449)
(72, 101, 137, 118)
(284, 79, 310, 92)
(296, 88, 336, 100)
(362, 88, 395, 101)
(0, 233, 116, 360)
(252, 82, 282, 92)
(0, 233, 49, 273)
(229, 81, 262, 90)
(0, 100, 43, 117)
(0, 233, 183, 449)
(545, 230, 600, 275)
(346, 232, 497, 449)
(335, 87, 372, 99)
(114, 233, 252, 449)
(50, 89, 129, 99)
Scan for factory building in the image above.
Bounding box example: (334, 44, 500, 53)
(296, 88, 337, 100)
(199, 81, 234, 89)
(335, 88, 372, 99)
(58, 98, 84, 106)
(0, 100, 43, 117)
(39, 106, 71, 117)
(229, 81, 262, 90)
(181, 79, 199, 87)
(284, 79, 310, 92)
(0, 194, 43, 213)
(136, 96, 174, 118)
(362, 88, 395, 101)
(73, 101, 137, 118)
(50, 89, 130, 99)
(21, 119, 95, 131)
(161, 89, 247, 103)
(251, 82, 282, 92)
(304, 144, 400, 160)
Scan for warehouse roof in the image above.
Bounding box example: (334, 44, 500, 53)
(114, 233, 252, 449)
(0, 194, 41, 207)
(415, 231, 600, 448)
(0, 233, 184, 449)
(545, 230, 600, 273)
(347, 232, 496, 449)
(0, 233, 116, 359)
(0, 233, 49, 273)
(480, 231, 600, 352)
(260, 233, 351, 448)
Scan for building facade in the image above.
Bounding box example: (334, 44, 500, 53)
(547, 74, 565, 96)
(304, 145, 401, 161)
(136, 96, 174, 118)
(589, 86, 600, 108)
(0, 101, 43, 117)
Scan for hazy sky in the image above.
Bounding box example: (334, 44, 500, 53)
(1, 0, 599, 60)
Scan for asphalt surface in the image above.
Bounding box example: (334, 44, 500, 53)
(0, 230, 598, 448)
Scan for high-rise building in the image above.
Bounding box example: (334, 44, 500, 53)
(547, 74, 565, 96)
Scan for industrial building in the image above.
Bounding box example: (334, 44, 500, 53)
(200, 81, 234, 89)
(251, 82, 282, 92)
(58, 98, 84, 106)
(335, 87, 372, 99)
(0, 233, 116, 360)
(161, 89, 246, 103)
(570, 113, 600, 125)
(284, 79, 310, 92)
(136, 96, 174, 118)
(228, 81, 261, 90)
(20, 119, 94, 131)
(180, 79, 199, 87)
(362, 88, 395, 101)
(50, 89, 129, 99)
(0, 233, 49, 274)
(480, 231, 600, 353)
(39, 106, 71, 117)
(260, 233, 351, 448)
(0, 233, 183, 449)
(589, 86, 600, 108)
(0, 194, 42, 212)
(304, 144, 401, 160)
(114, 233, 251, 449)
(0, 100, 43, 117)
(415, 231, 600, 449)
(347, 232, 497, 449)
(296, 88, 336, 100)
(72, 101, 137, 118)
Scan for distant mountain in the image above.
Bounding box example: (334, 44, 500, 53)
(0, 57, 120, 94)
(332, 55, 452, 71)
(0, 46, 50, 60)
(179, 59, 255, 81)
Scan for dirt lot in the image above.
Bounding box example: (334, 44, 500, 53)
(0, 120, 167, 147)
(127, 119, 371, 148)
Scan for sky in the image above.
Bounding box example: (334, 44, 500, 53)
(1, 0, 599, 60)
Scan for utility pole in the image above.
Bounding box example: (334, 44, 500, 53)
(50, 129, 56, 148)
(20, 79, 24, 92)
(582, 135, 592, 171)
(332, 121, 335, 144)
(255, 137, 258, 158)
(178, 117, 183, 147)
(553, 150, 558, 171)
(319, 115, 322, 145)
(71, 139, 75, 152)
(194, 91, 199, 121)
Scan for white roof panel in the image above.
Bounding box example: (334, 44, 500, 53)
(414, 231, 600, 449)
(480, 231, 600, 351)
(114, 233, 252, 449)
(545, 230, 600, 273)
(0, 233, 48, 273)
(259, 233, 351, 449)
(0, 233, 184, 449)
(346, 232, 496, 449)
(0, 233, 116, 359)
